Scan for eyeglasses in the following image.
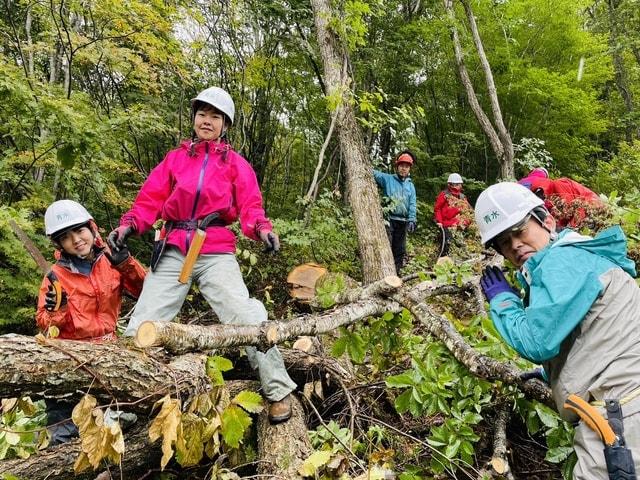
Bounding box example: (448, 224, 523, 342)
(491, 214, 532, 252)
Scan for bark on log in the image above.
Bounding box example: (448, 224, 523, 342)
(388, 290, 553, 407)
(478, 403, 514, 480)
(135, 298, 398, 353)
(0, 334, 210, 411)
(0, 420, 160, 480)
(257, 394, 311, 479)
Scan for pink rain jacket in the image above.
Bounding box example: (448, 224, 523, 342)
(120, 140, 272, 254)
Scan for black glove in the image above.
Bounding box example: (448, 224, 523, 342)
(520, 367, 546, 382)
(407, 221, 416, 234)
(107, 225, 135, 252)
(259, 231, 280, 253)
(480, 266, 518, 302)
(44, 283, 67, 312)
(105, 245, 130, 267)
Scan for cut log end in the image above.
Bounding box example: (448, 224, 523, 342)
(383, 275, 403, 288)
(135, 321, 159, 348)
(490, 457, 507, 474)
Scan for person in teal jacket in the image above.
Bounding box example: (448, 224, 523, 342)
(475, 182, 640, 479)
(373, 150, 417, 273)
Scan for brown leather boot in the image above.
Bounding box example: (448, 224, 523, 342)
(268, 394, 292, 424)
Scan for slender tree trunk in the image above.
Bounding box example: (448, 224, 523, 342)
(461, 0, 514, 176)
(444, 0, 514, 178)
(310, 0, 396, 283)
(607, 0, 639, 142)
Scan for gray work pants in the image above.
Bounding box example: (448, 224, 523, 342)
(125, 247, 296, 401)
(572, 404, 640, 479)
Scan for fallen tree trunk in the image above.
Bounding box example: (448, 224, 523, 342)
(0, 334, 210, 412)
(0, 419, 160, 480)
(257, 394, 311, 479)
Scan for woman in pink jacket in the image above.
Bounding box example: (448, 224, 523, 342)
(107, 86, 296, 423)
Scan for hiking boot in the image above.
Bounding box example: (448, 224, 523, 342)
(268, 394, 292, 424)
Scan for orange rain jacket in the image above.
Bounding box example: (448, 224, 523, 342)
(36, 248, 145, 341)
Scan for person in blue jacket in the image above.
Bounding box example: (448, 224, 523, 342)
(373, 150, 417, 273)
(475, 182, 640, 479)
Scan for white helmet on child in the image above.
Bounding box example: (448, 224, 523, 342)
(448, 173, 463, 184)
(45, 200, 93, 237)
(474, 182, 544, 246)
(191, 86, 235, 125)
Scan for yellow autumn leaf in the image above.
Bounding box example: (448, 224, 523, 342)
(47, 325, 60, 338)
(72, 395, 124, 472)
(148, 395, 182, 470)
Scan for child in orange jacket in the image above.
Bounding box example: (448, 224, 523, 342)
(36, 200, 146, 341)
(36, 199, 146, 445)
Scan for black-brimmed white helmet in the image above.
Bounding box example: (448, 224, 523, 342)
(474, 182, 544, 246)
(191, 86, 235, 125)
(44, 200, 93, 237)
(448, 173, 463, 184)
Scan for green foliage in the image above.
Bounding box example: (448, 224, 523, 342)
(0, 207, 46, 333)
(274, 191, 361, 278)
(433, 259, 473, 287)
(0, 397, 48, 460)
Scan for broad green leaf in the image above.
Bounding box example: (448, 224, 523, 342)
(232, 391, 263, 413)
(220, 405, 252, 449)
(298, 450, 332, 476)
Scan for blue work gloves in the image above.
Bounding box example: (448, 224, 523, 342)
(407, 221, 417, 234)
(520, 367, 546, 382)
(107, 225, 135, 252)
(259, 230, 280, 253)
(480, 266, 518, 302)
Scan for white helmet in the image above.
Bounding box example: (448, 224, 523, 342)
(45, 200, 93, 237)
(191, 86, 235, 125)
(448, 173, 463, 184)
(474, 182, 544, 246)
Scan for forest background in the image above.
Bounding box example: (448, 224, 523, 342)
(1, 0, 640, 478)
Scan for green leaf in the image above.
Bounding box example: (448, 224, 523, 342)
(206, 356, 233, 386)
(535, 403, 559, 429)
(394, 389, 413, 413)
(298, 450, 332, 476)
(220, 405, 252, 449)
(385, 372, 415, 388)
(545, 446, 573, 463)
(232, 391, 263, 413)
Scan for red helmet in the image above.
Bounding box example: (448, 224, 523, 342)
(395, 153, 414, 166)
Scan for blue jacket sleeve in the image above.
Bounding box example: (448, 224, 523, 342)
(489, 248, 604, 363)
(373, 170, 388, 189)
(408, 183, 417, 222)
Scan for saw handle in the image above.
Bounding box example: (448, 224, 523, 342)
(564, 394, 617, 446)
(178, 229, 206, 284)
(46, 271, 63, 311)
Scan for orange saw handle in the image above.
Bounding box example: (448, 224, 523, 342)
(564, 394, 617, 446)
(46, 271, 63, 311)
(178, 229, 206, 284)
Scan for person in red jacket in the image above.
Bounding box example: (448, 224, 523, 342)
(433, 173, 472, 256)
(37, 200, 146, 340)
(518, 167, 604, 229)
(36, 199, 146, 444)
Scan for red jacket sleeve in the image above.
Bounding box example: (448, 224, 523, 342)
(113, 255, 146, 299)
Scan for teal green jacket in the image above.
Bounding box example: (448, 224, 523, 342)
(373, 170, 417, 222)
(489, 226, 636, 363)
